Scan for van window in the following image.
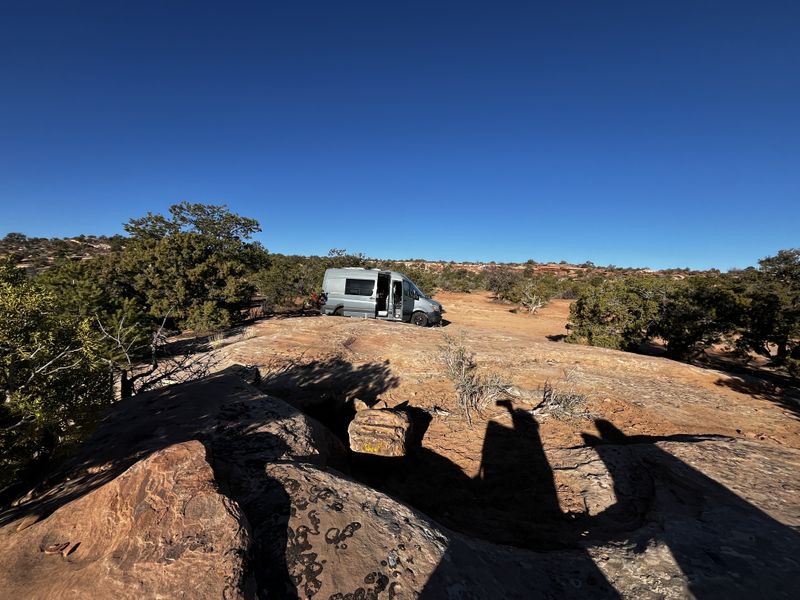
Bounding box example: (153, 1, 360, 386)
(345, 278, 374, 296)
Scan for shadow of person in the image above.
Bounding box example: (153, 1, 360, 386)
(420, 402, 621, 598)
(582, 420, 800, 599)
(475, 399, 567, 547)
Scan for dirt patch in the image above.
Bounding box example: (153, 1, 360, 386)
(435, 291, 572, 340)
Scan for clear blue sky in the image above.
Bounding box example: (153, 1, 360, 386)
(1, 1, 798, 270)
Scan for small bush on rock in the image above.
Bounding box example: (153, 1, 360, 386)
(440, 333, 508, 426)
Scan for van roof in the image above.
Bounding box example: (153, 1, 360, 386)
(325, 267, 405, 278)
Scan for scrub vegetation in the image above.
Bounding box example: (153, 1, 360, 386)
(566, 251, 800, 376)
(439, 333, 508, 427)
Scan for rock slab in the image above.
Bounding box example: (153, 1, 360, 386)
(0, 441, 249, 600)
(258, 460, 614, 599)
(0, 372, 345, 600)
(3, 372, 800, 599)
(348, 409, 412, 457)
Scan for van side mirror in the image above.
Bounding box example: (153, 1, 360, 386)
(413, 292, 419, 300)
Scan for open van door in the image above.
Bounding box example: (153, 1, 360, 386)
(402, 279, 415, 322)
(390, 279, 403, 320)
(376, 272, 390, 317)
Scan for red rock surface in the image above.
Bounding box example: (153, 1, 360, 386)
(0, 441, 249, 599)
(1, 357, 799, 598)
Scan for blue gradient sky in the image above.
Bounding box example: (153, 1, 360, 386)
(1, 1, 798, 269)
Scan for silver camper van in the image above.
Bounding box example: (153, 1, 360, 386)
(321, 268, 443, 326)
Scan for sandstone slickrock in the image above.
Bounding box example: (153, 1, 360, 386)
(348, 409, 412, 457)
(353, 398, 371, 412)
(351, 398, 388, 412)
(0, 371, 345, 599)
(0, 441, 249, 599)
(256, 460, 620, 599)
(3, 370, 800, 599)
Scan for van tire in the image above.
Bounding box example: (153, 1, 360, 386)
(411, 312, 428, 327)
(333, 307, 344, 317)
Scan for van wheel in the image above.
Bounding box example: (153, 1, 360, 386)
(411, 312, 428, 327)
(333, 307, 344, 317)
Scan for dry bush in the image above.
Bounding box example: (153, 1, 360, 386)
(440, 333, 509, 426)
(519, 281, 546, 314)
(207, 328, 256, 349)
(96, 311, 223, 399)
(532, 368, 592, 420)
(208, 331, 226, 348)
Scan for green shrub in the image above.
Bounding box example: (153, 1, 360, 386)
(120, 203, 267, 330)
(436, 266, 482, 293)
(483, 266, 523, 300)
(567, 276, 671, 350)
(0, 263, 112, 486)
(734, 250, 800, 367)
(653, 276, 740, 359)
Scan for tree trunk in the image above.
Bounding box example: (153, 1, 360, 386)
(120, 370, 133, 399)
(775, 339, 789, 363)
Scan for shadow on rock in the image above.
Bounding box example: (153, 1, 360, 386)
(418, 401, 621, 598)
(581, 420, 800, 598)
(259, 356, 401, 442)
(546, 334, 568, 342)
(358, 403, 800, 598)
(713, 373, 800, 421)
(0, 368, 349, 598)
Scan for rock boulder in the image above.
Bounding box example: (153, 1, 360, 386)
(257, 460, 616, 599)
(348, 409, 412, 457)
(0, 441, 250, 599)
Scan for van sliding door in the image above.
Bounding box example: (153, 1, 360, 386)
(344, 277, 377, 318)
(376, 273, 390, 316)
